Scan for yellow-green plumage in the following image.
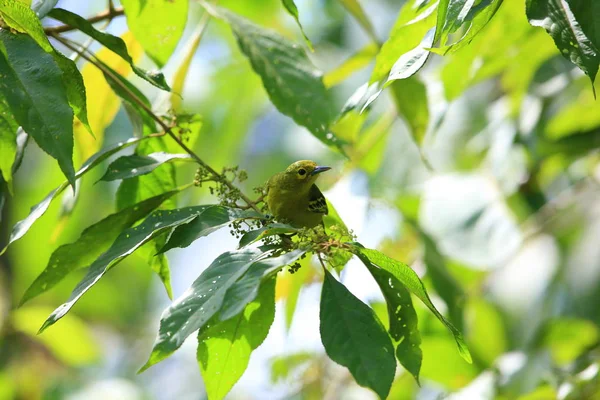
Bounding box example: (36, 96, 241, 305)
(266, 160, 331, 228)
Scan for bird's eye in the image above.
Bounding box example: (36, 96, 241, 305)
(298, 168, 307, 176)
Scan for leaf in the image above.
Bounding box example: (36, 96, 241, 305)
(114, 135, 180, 297)
(74, 32, 144, 160)
(202, 3, 342, 150)
(359, 24, 436, 112)
(439, 0, 478, 43)
(140, 248, 267, 370)
(170, 27, 204, 111)
(370, 1, 437, 83)
(219, 249, 306, 321)
(121, 0, 187, 67)
(0, 0, 52, 51)
(238, 223, 299, 249)
(159, 206, 263, 254)
(320, 268, 396, 399)
(387, 27, 435, 82)
(48, 8, 171, 91)
(0, 94, 19, 191)
(197, 278, 276, 400)
(352, 244, 472, 363)
(0, 138, 144, 255)
(419, 228, 465, 331)
(100, 153, 191, 182)
(0, 30, 75, 187)
(146, 234, 173, 299)
(51, 51, 93, 137)
(354, 110, 393, 174)
(324, 44, 379, 88)
(527, 0, 600, 86)
(142, 248, 305, 371)
(281, 0, 314, 51)
(390, 77, 429, 145)
(283, 257, 313, 330)
(365, 262, 422, 384)
(20, 190, 179, 306)
(0, 0, 91, 135)
(271, 352, 315, 382)
(432, 0, 504, 54)
(338, 0, 379, 43)
(39, 206, 211, 333)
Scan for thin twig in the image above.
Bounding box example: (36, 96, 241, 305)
(44, 6, 125, 34)
(51, 30, 263, 215)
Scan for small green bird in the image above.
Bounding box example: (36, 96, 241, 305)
(266, 160, 331, 228)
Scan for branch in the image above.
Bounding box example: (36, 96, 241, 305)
(50, 21, 264, 215)
(44, 6, 125, 34)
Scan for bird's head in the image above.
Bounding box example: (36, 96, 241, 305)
(280, 160, 331, 189)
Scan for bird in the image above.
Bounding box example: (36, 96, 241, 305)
(265, 160, 331, 228)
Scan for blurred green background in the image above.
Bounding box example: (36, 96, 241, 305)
(1, 0, 600, 399)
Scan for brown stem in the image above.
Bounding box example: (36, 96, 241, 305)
(44, 6, 125, 34)
(51, 30, 263, 215)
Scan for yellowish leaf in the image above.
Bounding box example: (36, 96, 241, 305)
(74, 32, 144, 162)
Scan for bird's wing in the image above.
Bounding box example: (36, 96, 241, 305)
(308, 184, 328, 215)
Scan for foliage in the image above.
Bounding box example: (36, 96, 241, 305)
(0, 0, 600, 399)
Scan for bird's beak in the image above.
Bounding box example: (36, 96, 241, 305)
(311, 166, 331, 176)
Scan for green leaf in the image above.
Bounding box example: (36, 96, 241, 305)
(542, 318, 599, 365)
(142, 248, 305, 372)
(38, 206, 208, 333)
(439, 0, 478, 42)
(281, 0, 314, 51)
(202, 3, 342, 151)
(320, 268, 396, 399)
(114, 135, 180, 297)
(0, 0, 92, 134)
(140, 248, 267, 370)
(419, 229, 465, 331)
(365, 262, 422, 384)
(388, 27, 435, 81)
(219, 249, 306, 321)
(121, 0, 187, 68)
(352, 244, 472, 363)
(238, 223, 299, 249)
(432, 0, 504, 54)
(355, 110, 393, 174)
(51, 51, 93, 137)
(47, 8, 171, 91)
(0, 94, 19, 191)
(100, 58, 155, 126)
(20, 190, 179, 306)
(0, 137, 144, 255)
(338, 0, 379, 43)
(0, 0, 52, 51)
(198, 277, 276, 400)
(160, 206, 263, 254)
(100, 153, 191, 182)
(0, 30, 75, 187)
(527, 0, 600, 86)
(389, 77, 429, 145)
(370, 1, 437, 83)
(145, 233, 173, 299)
(324, 44, 379, 88)
(271, 351, 315, 382)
